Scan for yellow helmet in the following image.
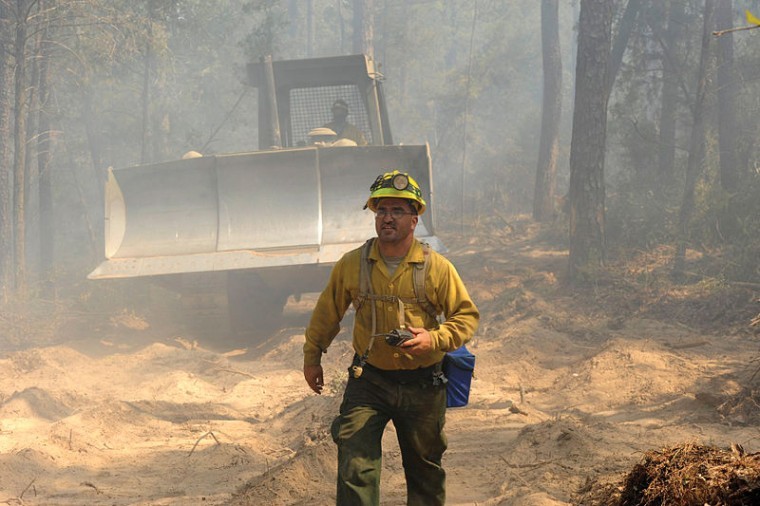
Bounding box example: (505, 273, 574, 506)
(181, 150, 203, 159)
(365, 170, 427, 215)
(307, 127, 337, 138)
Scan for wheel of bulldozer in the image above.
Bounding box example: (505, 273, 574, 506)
(226, 270, 290, 342)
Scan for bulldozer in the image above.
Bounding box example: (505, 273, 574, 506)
(88, 54, 442, 338)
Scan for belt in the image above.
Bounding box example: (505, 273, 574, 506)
(352, 354, 443, 384)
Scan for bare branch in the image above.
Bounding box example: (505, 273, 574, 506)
(713, 24, 760, 37)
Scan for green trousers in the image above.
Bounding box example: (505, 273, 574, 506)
(330, 364, 448, 506)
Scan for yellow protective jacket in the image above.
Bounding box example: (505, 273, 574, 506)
(304, 239, 479, 370)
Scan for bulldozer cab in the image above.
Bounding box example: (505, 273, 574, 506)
(248, 54, 393, 148)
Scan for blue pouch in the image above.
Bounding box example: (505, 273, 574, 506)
(444, 346, 475, 408)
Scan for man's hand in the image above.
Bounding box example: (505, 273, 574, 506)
(400, 327, 434, 355)
(304, 364, 324, 394)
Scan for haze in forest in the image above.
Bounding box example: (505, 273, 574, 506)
(1, 3, 759, 504)
(0, 0, 757, 307)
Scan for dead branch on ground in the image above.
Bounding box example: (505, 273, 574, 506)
(188, 430, 221, 457)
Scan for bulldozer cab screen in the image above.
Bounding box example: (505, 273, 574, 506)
(288, 85, 372, 147)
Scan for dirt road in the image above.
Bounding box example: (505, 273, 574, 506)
(1, 219, 757, 505)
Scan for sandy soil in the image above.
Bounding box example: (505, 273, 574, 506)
(1, 218, 758, 505)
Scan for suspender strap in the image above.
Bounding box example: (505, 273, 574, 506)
(356, 239, 378, 370)
(413, 243, 439, 320)
(358, 239, 372, 309)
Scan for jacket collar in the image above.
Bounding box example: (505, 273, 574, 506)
(368, 237, 424, 264)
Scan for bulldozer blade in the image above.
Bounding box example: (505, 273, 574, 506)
(89, 144, 441, 280)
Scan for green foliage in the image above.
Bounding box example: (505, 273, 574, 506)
(607, 144, 760, 284)
(605, 176, 679, 253)
(697, 173, 760, 282)
(602, 0, 760, 285)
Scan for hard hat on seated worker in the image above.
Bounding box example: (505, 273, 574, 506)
(181, 150, 203, 159)
(307, 127, 338, 146)
(308, 127, 337, 138)
(365, 170, 427, 215)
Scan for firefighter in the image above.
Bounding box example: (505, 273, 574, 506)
(323, 99, 368, 146)
(303, 170, 479, 505)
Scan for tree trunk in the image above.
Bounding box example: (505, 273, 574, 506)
(60, 119, 98, 261)
(150, 67, 170, 163)
(657, 0, 686, 182)
(715, 0, 739, 192)
(70, 29, 103, 191)
(337, 0, 346, 54)
(24, 2, 43, 284)
(533, 0, 563, 222)
(673, 0, 715, 278)
(287, 0, 298, 39)
(352, 0, 373, 58)
(606, 0, 641, 97)
(306, 0, 314, 57)
(140, 0, 154, 165)
(77, 87, 105, 207)
(37, 12, 54, 295)
(0, 3, 14, 299)
(13, 0, 30, 293)
(567, 0, 613, 282)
